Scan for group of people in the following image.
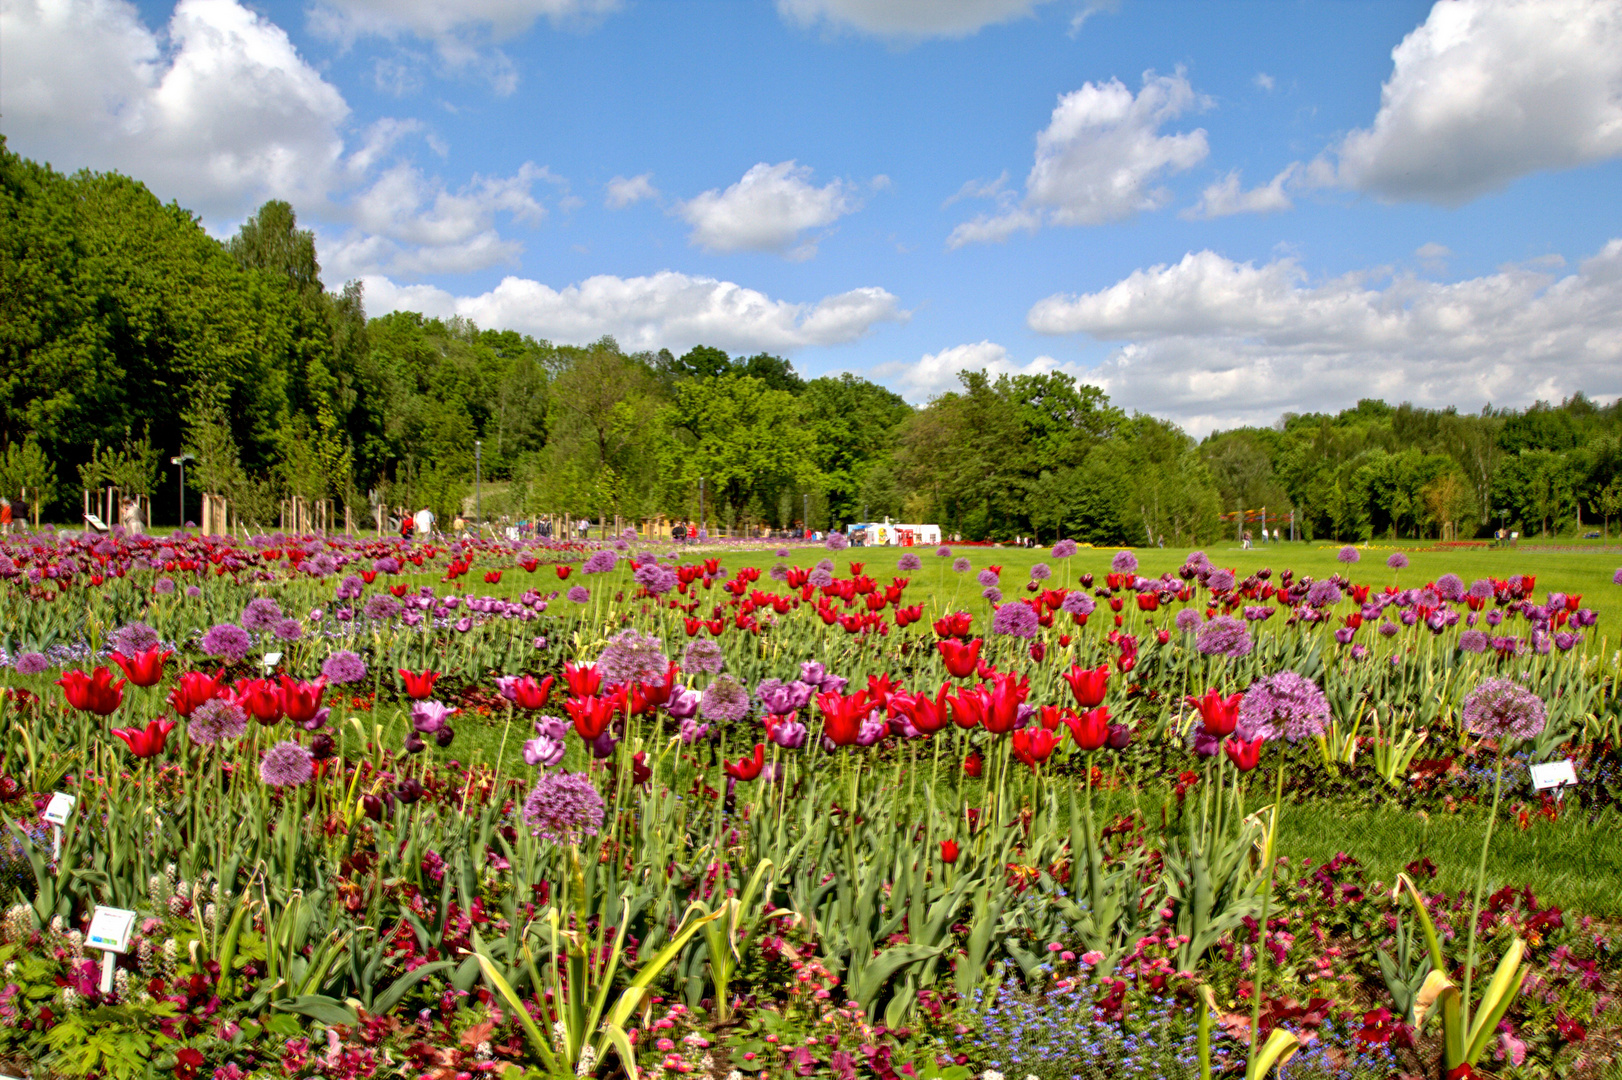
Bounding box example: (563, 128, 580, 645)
(1240, 528, 1284, 549)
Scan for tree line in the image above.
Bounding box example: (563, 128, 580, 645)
(3, 140, 1619, 543)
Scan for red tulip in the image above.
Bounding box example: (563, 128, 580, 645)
(946, 685, 988, 730)
(1062, 663, 1109, 708)
(962, 751, 983, 778)
(565, 694, 619, 740)
(556, 565, 573, 580)
(563, 662, 601, 698)
(940, 839, 960, 864)
(982, 672, 1029, 734)
(932, 611, 973, 638)
(398, 669, 442, 700)
(1011, 726, 1060, 767)
(483, 570, 502, 585)
(233, 678, 285, 725)
(109, 647, 172, 688)
(893, 682, 953, 735)
(504, 674, 554, 710)
(1224, 735, 1265, 772)
(169, 670, 226, 718)
(1186, 689, 1243, 738)
(279, 675, 328, 726)
(937, 637, 983, 679)
(111, 717, 176, 758)
(724, 743, 766, 781)
(57, 667, 126, 715)
(1038, 705, 1071, 731)
(817, 691, 869, 747)
(1063, 706, 1110, 752)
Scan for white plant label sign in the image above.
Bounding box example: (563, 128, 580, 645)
(1529, 760, 1577, 791)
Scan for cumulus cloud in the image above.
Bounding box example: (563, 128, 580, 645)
(605, 173, 659, 209)
(1182, 164, 1298, 220)
(2, 0, 348, 219)
(1322, 0, 1622, 203)
(1026, 242, 1622, 434)
(948, 70, 1209, 247)
(678, 161, 862, 259)
(777, 0, 1052, 39)
(871, 341, 1084, 402)
(361, 271, 908, 353)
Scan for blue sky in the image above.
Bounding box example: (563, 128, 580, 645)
(5, 0, 1621, 433)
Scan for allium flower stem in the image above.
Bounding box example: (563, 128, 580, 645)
(1247, 755, 1286, 1077)
(1461, 744, 1506, 1035)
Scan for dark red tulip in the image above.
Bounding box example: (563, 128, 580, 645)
(169, 670, 226, 718)
(723, 743, 766, 781)
(1063, 706, 1110, 752)
(1224, 735, 1265, 772)
(57, 667, 126, 715)
(398, 669, 442, 700)
(279, 675, 328, 727)
(1186, 689, 1243, 738)
(109, 647, 172, 688)
(940, 839, 960, 864)
(111, 718, 175, 758)
(937, 638, 983, 679)
(1062, 664, 1109, 708)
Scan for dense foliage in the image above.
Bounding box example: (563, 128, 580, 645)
(4, 139, 1621, 544)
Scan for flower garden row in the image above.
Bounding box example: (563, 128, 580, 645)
(0, 526, 1619, 1080)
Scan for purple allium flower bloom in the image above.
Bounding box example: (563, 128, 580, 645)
(1469, 578, 1495, 600)
(898, 553, 922, 572)
(241, 597, 283, 632)
(1185, 550, 1211, 571)
(775, 548, 790, 558)
(816, 558, 835, 572)
(936, 546, 952, 557)
(364, 594, 402, 621)
(582, 550, 618, 574)
(1061, 591, 1095, 616)
(597, 629, 668, 686)
(335, 574, 364, 600)
(1052, 539, 1078, 559)
(768, 563, 789, 582)
(1304, 580, 1342, 607)
(991, 601, 1038, 638)
(1030, 563, 1052, 581)
(1459, 630, 1489, 654)
(634, 561, 678, 595)
(825, 531, 849, 551)
(524, 734, 566, 767)
(1207, 569, 1235, 592)
(683, 639, 725, 675)
(155, 577, 176, 594)
(410, 700, 458, 733)
(1613, 567, 1622, 586)
(1111, 550, 1138, 574)
(1337, 545, 1360, 563)
(982, 587, 1003, 603)
(273, 618, 304, 642)
(977, 569, 1000, 588)
(522, 772, 605, 843)
(701, 674, 751, 722)
(567, 585, 590, 603)
(13, 652, 48, 675)
(185, 586, 203, 598)
(1461, 678, 1546, 741)
(1435, 574, 1466, 603)
(188, 698, 248, 745)
(201, 623, 252, 664)
(1175, 608, 1202, 634)
(808, 568, 835, 588)
(112, 621, 160, 656)
(952, 557, 972, 573)
(1387, 552, 1409, 570)
(1237, 671, 1331, 743)
(1195, 615, 1252, 658)
(373, 556, 401, 574)
(260, 741, 314, 787)
(321, 650, 368, 684)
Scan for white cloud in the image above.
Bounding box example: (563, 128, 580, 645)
(1182, 164, 1297, 220)
(871, 341, 1081, 402)
(1415, 243, 1451, 261)
(1325, 0, 1622, 203)
(777, 0, 1052, 39)
(605, 173, 659, 209)
(678, 161, 862, 259)
(1253, 72, 1274, 91)
(361, 271, 909, 353)
(1068, 0, 1119, 36)
(1, 0, 348, 219)
(948, 70, 1209, 247)
(1026, 242, 1622, 434)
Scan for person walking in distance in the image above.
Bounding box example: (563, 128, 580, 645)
(414, 504, 436, 541)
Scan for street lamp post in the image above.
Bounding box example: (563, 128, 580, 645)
(170, 454, 194, 529)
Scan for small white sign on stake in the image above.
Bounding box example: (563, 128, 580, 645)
(262, 651, 283, 673)
(1530, 759, 1578, 797)
(86, 906, 137, 994)
(42, 792, 74, 862)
